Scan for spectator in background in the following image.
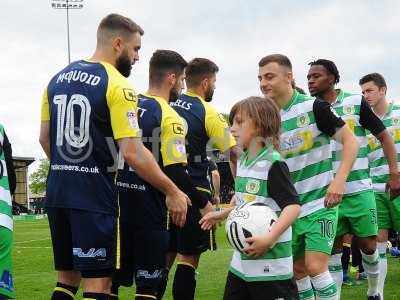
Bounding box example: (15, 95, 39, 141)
(0, 123, 16, 299)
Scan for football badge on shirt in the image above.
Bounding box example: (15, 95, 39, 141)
(172, 123, 185, 135)
(127, 111, 139, 129)
(245, 179, 260, 194)
(343, 105, 355, 115)
(296, 113, 310, 127)
(392, 117, 400, 126)
(123, 88, 137, 102)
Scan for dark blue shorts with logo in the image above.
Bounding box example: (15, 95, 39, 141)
(47, 207, 116, 278)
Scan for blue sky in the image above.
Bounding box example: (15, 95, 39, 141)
(1, 0, 399, 164)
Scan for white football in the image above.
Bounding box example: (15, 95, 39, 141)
(225, 201, 278, 254)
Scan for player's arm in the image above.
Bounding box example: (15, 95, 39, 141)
(359, 98, 400, 191)
(199, 205, 234, 230)
(211, 167, 221, 206)
(108, 82, 189, 227)
(2, 130, 16, 195)
(204, 107, 240, 177)
(245, 161, 300, 257)
(160, 114, 212, 214)
(118, 137, 190, 227)
(39, 88, 51, 159)
(164, 164, 212, 214)
(314, 99, 359, 208)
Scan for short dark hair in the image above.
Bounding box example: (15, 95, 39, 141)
(258, 54, 292, 70)
(359, 73, 387, 89)
(97, 14, 144, 44)
(309, 59, 340, 84)
(149, 50, 187, 86)
(185, 58, 219, 87)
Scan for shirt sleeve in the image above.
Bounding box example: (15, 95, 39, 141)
(2, 131, 16, 195)
(313, 98, 345, 136)
(267, 161, 300, 210)
(204, 105, 236, 152)
(359, 98, 386, 136)
(41, 87, 50, 121)
(106, 76, 141, 140)
(160, 113, 188, 167)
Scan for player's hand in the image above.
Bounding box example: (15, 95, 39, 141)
(325, 177, 345, 208)
(199, 210, 224, 230)
(200, 202, 214, 217)
(244, 233, 274, 258)
(387, 173, 400, 200)
(166, 189, 191, 227)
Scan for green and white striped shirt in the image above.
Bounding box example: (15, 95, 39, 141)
(280, 90, 336, 217)
(331, 90, 374, 195)
(368, 103, 400, 193)
(229, 148, 293, 282)
(0, 123, 13, 231)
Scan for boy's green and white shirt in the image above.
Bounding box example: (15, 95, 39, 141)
(331, 90, 372, 195)
(280, 90, 334, 218)
(0, 123, 13, 231)
(368, 103, 400, 193)
(229, 147, 293, 282)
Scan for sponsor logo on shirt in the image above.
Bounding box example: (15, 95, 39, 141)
(280, 131, 313, 155)
(170, 99, 192, 110)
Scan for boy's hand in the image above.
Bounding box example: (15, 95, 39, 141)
(199, 202, 214, 217)
(199, 210, 224, 230)
(244, 233, 275, 258)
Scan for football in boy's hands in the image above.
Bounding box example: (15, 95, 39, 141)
(225, 201, 278, 254)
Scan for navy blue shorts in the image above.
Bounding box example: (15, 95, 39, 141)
(168, 191, 215, 255)
(112, 221, 169, 295)
(47, 207, 116, 278)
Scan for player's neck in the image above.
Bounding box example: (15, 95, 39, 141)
(320, 88, 337, 104)
(187, 88, 205, 100)
(275, 87, 294, 109)
(373, 98, 390, 118)
(89, 48, 117, 67)
(146, 86, 170, 103)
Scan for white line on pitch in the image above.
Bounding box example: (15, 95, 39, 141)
(14, 238, 50, 244)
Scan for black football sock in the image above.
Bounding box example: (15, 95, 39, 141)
(109, 282, 119, 300)
(157, 268, 170, 300)
(51, 282, 78, 300)
(82, 292, 109, 300)
(172, 264, 196, 300)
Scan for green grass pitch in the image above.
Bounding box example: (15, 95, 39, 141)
(13, 219, 400, 299)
